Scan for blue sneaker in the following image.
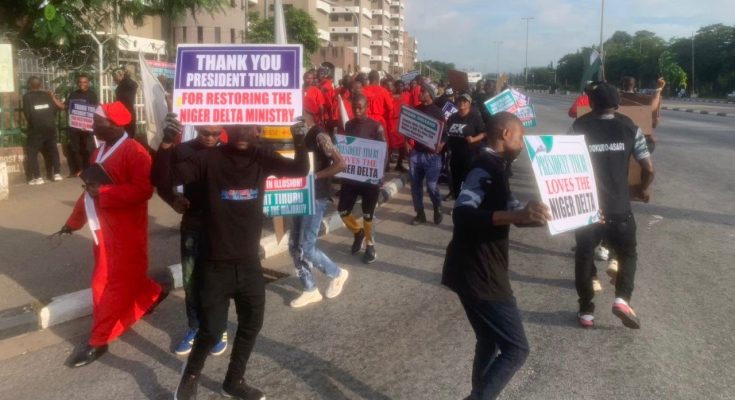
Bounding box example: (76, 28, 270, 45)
(174, 329, 197, 356)
(210, 332, 228, 356)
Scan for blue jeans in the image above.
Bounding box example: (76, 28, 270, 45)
(409, 151, 442, 213)
(289, 198, 341, 291)
(181, 227, 200, 330)
(459, 295, 530, 400)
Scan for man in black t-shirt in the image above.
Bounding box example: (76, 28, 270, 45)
(410, 84, 446, 225)
(443, 112, 550, 400)
(338, 94, 385, 264)
(153, 118, 309, 400)
(66, 73, 99, 176)
(445, 93, 487, 199)
(22, 76, 65, 185)
(571, 82, 654, 330)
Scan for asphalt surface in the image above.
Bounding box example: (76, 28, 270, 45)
(0, 97, 733, 399)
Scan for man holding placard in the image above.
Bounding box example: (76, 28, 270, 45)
(571, 82, 655, 329)
(338, 94, 386, 264)
(443, 112, 550, 400)
(66, 73, 98, 177)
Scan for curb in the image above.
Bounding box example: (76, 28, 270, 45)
(0, 174, 409, 340)
(660, 106, 735, 118)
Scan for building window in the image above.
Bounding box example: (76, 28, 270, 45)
(197, 26, 203, 43)
(330, 15, 338, 22)
(231, 28, 236, 43)
(215, 27, 221, 43)
(182, 27, 187, 42)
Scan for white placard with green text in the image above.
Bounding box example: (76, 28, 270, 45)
(524, 135, 601, 235)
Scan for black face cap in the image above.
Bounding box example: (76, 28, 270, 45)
(588, 81, 620, 110)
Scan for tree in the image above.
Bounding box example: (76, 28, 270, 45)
(658, 50, 687, 94)
(247, 8, 320, 62)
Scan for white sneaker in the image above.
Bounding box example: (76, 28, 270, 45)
(28, 178, 45, 185)
(53, 174, 63, 181)
(325, 268, 349, 299)
(594, 246, 609, 261)
(290, 289, 323, 308)
(592, 277, 603, 293)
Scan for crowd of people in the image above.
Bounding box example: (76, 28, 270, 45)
(42, 62, 658, 400)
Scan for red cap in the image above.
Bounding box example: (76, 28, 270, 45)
(99, 101, 132, 127)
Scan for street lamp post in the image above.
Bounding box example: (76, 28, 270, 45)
(84, 30, 113, 102)
(691, 31, 696, 96)
(521, 17, 534, 85)
(599, 0, 605, 80)
(352, 11, 362, 72)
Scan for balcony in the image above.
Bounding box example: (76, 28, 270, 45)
(390, 49, 404, 56)
(347, 46, 373, 57)
(370, 39, 391, 48)
(330, 6, 372, 19)
(372, 9, 386, 16)
(390, 25, 404, 32)
(318, 28, 330, 42)
(390, 14, 404, 21)
(330, 26, 372, 37)
(316, 0, 330, 13)
(370, 25, 391, 33)
(370, 55, 391, 63)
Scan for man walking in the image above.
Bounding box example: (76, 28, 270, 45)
(288, 100, 350, 308)
(22, 76, 65, 184)
(338, 95, 385, 264)
(113, 68, 138, 138)
(409, 84, 446, 225)
(60, 101, 166, 367)
(442, 112, 550, 400)
(571, 82, 654, 329)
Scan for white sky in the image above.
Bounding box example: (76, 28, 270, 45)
(405, 0, 734, 73)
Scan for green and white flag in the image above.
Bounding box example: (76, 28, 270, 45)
(580, 50, 601, 91)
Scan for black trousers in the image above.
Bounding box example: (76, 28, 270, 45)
(337, 180, 381, 219)
(575, 214, 638, 313)
(184, 260, 265, 381)
(25, 132, 60, 179)
(67, 128, 95, 175)
(449, 156, 471, 198)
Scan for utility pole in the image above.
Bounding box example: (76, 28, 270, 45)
(521, 17, 534, 85)
(691, 31, 696, 95)
(599, 0, 605, 80)
(492, 41, 503, 79)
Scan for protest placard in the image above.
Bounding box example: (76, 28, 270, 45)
(146, 60, 176, 80)
(448, 69, 470, 93)
(263, 175, 315, 217)
(515, 104, 537, 128)
(173, 44, 303, 126)
(335, 134, 386, 184)
(484, 89, 517, 114)
(442, 101, 458, 120)
(68, 99, 96, 131)
(484, 88, 537, 127)
(524, 135, 601, 235)
(398, 105, 444, 151)
(401, 70, 419, 84)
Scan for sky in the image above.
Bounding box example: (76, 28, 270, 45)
(405, 0, 735, 74)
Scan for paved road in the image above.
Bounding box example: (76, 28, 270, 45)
(0, 97, 733, 399)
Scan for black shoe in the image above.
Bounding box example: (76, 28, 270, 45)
(68, 344, 108, 368)
(222, 378, 265, 400)
(145, 289, 170, 316)
(433, 207, 443, 225)
(350, 229, 365, 254)
(363, 245, 377, 264)
(411, 211, 427, 225)
(175, 372, 199, 400)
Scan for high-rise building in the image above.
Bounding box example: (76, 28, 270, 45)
(171, 0, 257, 46)
(403, 32, 417, 73)
(327, 0, 373, 73)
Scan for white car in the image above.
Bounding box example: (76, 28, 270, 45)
(727, 91, 735, 102)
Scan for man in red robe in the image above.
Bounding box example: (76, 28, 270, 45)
(60, 101, 166, 368)
(389, 80, 409, 171)
(362, 70, 394, 136)
(303, 69, 325, 127)
(318, 66, 337, 133)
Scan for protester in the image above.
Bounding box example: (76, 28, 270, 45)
(153, 115, 309, 400)
(288, 100, 349, 308)
(442, 112, 550, 400)
(571, 82, 655, 329)
(445, 93, 487, 199)
(66, 73, 99, 177)
(59, 101, 167, 368)
(434, 87, 456, 109)
(363, 70, 394, 137)
(318, 65, 337, 133)
(568, 82, 594, 118)
(410, 76, 423, 107)
(388, 80, 409, 172)
(22, 76, 65, 185)
(303, 69, 326, 127)
(619, 76, 666, 153)
(338, 95, 385, 264)
(112, 68, 138, 138)
(151, 125, 229, 357)
(409, 84, 446, 225)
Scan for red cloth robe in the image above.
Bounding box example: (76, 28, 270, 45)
(304, 85, 326, 126)
(410, 85, 422, 107)
(388, 94, 406, 149)
(363, 84, 394, 136)
(65, 138, 161, 347)
(319, 79, 337, 126)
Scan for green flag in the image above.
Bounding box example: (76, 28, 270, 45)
(580, 50, 601, 91)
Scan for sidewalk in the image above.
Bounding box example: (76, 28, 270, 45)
(0, 172, 408, 340)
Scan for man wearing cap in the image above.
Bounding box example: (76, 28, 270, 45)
(445, 92, 487, 200)
(112, 68, 138, 138)
(571, 82, 655, 329)
(59, 101, 166, 368)
(409, 84, 446, 225)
